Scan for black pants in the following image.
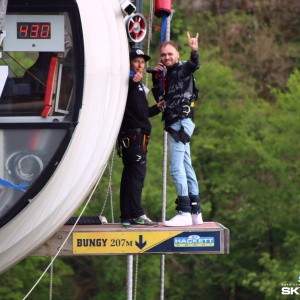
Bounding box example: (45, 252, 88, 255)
(119, 132, 147, 221)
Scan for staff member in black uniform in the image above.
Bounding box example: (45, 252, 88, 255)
(118, 49, 164, 226)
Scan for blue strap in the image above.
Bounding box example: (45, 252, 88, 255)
(159, 13, 168, 92)
(160, 13, 167, 44)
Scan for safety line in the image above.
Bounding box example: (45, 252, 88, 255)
(99, 146, 116, 223)
(127, 255, 133, 300)
(0, 46, 46, 85)
(49, 256, 54, 300)
(145, 0, 153, 88)
(133, 255, 139, 300)
(22, 170, 103, 300)
(159, 9, 172, 300)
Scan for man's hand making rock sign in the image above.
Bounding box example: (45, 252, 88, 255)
(187, 31, 198, 51)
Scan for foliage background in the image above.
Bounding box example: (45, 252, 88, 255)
(1, 0, 300, 299)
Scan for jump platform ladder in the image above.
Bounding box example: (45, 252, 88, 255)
(30, 221, 230, 256)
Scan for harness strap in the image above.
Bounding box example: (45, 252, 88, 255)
(166, 126, 190, 145)
(164, 103, 194, 119)
(117, 129, 149, 157)
(175, 196, 192, 213)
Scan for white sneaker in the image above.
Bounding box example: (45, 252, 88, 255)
(192, 213, 203, 225)
(163, 211, 192, 227)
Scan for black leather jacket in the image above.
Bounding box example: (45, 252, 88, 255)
(152, 50, 200, 128)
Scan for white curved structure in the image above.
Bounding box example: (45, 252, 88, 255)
(0, 0, 129, 273)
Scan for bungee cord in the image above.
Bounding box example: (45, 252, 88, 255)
(22, 168, 105, 299)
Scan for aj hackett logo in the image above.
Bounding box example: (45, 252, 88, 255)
(136, 49, 145, 55)
(174, 235, 214, 247)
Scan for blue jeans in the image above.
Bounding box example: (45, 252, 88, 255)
(168, 118, 199, 197)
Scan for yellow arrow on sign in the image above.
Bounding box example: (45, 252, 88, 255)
(73, 231, 182, 254)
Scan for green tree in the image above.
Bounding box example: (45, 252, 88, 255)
(0, 257, 73, 300)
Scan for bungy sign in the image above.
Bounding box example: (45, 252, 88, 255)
(73, 231, 221, 254)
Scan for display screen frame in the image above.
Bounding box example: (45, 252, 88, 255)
(4, 15, 64, 52)
(17, 22, 51, 39)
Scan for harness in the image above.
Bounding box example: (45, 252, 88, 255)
(163, 77, 199, 144)
(164, 75, 199, 115)
(117, 128, 149, 157)
(164, 102, 193, 119)
(166, 125, 190, 145)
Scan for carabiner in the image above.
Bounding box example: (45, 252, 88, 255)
(182, 105, 191, 116)
(122, 138, 130, 148)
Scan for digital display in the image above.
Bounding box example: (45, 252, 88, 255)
(17, 22, 51, 39)
(5, 15, 63, 51)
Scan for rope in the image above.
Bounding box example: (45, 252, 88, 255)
(124, 2, 155, 299)
(127, 255, 133, 300)
(160, 255, 165, 300)
(145, 0, 153, 88)
(133, 255, 139, 300)
(126, 253, 139, 300)
(125, 1, 155, 298)
(22, 172, 103, 300)
(99, 146, 116, 223)
(159, 9, 172, 300)
(49, 256, 54, 300)
(0, 46, 46, 85)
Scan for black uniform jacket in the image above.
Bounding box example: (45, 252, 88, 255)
(120, 76, 161, 136)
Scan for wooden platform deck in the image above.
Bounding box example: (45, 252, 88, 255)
(31, 222, 229, 256)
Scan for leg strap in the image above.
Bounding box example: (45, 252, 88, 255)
(189, 194, 201, 214)
(175, 196, 191, 213)
(166, 126, 190, 145)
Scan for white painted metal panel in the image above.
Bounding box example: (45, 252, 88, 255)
(0, 0, 129, 273)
